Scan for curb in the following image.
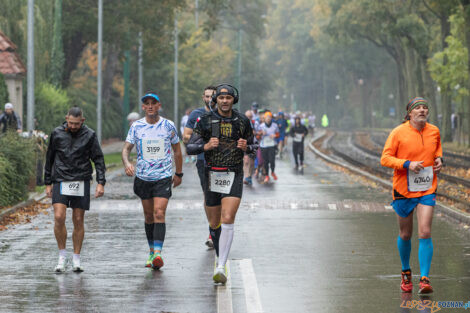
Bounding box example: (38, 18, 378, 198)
(308, 134, 470, 226)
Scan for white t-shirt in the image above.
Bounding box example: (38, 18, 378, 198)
(259, 122, 279, 148)
(126, 117, 179, 181)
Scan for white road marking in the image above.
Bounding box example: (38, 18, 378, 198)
(385, 205, 393, 210)
(290, 203, 298, 210)
(239, 259, 264, 313)
(217, 260, 233, 313)
(328, 203, 337, 210)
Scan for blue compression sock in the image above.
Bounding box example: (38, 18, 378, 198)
(397, 236, 411, 271)
(418, 238, 433, 278)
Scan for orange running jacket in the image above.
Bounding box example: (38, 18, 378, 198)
(381, 121, 442, 200)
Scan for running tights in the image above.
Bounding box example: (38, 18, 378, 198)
(261, 147, 276, 175)
(292, 142, 304, 166)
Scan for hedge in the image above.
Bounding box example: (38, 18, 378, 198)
(0, 132, 36, 207)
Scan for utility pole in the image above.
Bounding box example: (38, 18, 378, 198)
(138, 32, 143, 115)
(236, 28, 242, 111)
(27, 0, 34, 132)
(123, 51, 130, 139)
(97, 0, 103, 143)
(174, 17, 179, 130)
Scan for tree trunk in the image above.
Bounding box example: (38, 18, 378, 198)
(102, 44, 120, 104)
(440, 15, 453, 142)
(462, 0, 470, 146)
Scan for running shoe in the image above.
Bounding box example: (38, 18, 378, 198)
(205, 235, 214, 249)
(152, 252, 164, 270)
(418, 276, 433, 294)
(271, 172, 278, 180)
(72, 258, 84, 272)
(185, 156, 190, 163)
(263, 175, 269, 184)
(145, 253, 154, 268)
(400, 269, 413, 293)
(55, 256, 67, 273)
(213, 265, 227, 284)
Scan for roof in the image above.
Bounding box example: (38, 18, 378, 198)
(0, 31, 26, 76)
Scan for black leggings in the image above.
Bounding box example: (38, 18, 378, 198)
(293, 142, 304, 166)
(261, 146, 276, 175)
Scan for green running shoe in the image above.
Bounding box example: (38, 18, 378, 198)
(145, 253, 154, 268)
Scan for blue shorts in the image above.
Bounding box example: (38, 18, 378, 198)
(276, 134, 285, 143)
(391, 194, 436, 218)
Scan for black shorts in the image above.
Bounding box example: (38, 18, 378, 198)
(134, 176, 172, 200)
(52, 180, 91, 210)
(203, 167, 243, 207)
(196, 159, 205, 191)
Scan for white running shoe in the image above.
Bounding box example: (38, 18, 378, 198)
(55, 256, 67, 273)
(72, 258, 84, 272)
(213, 265, 227, 284)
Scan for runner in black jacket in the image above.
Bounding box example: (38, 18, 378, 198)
(289, 116, 308, 171)
(44, 107, 106, 273)
(186, 84, 257, 284)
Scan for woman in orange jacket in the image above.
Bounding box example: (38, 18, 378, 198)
(381, 97, 443, 295)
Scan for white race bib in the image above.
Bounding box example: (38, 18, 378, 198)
(209, 171, 235, 194)
(294, 133, 303, 142)
(60, 181, 85, 196)
(408, 166, 433, 192)
(263, 136, 275, 147)
(142, 138, 165, 160)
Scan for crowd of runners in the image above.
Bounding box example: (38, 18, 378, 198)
(43, 85, 442, 294)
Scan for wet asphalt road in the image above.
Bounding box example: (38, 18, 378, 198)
(0, 142, 469, 313)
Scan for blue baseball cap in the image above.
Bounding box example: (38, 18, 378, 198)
(141, 93, 160, 103)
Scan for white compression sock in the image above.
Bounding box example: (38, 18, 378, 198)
(59, 249, 67, 258)
(217, 223, 234, 268)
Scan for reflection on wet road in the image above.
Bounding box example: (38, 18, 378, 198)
(0, 146, 469, 312)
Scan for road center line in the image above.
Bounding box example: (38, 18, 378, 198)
(239, 258, 264, 313)
(217, 260, 233, 313)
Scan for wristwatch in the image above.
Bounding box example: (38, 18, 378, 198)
(175, 172, 184, 178)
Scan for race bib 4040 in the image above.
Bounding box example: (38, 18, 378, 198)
(408, 166, 433, 192)
(60, 181, 85, 196)
(209, 171, 235, 194)
(142, 139, 165, 160)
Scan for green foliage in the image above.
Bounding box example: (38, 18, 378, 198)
(35, 83, 70, 135)
(0, 73, 9, 105)
(428, 12, 469, 99)
(0, 132, 36, 207)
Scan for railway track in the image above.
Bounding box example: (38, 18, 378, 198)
(311, 131, 470, 210)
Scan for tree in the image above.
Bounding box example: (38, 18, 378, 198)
(50, 0, 65, 87)
(0, 73, 9, 106)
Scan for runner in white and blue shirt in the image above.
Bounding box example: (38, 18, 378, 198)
(126, 117, 180, 181)
(122, 91, 183, 271)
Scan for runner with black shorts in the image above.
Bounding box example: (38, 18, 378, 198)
(187, 84, 257, 284)
(122, 91, 183, 270)
(45, 106, 106, 273)
(183, 85, 217, 249)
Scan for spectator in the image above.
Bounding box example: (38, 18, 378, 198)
(0, 103, 22, 133)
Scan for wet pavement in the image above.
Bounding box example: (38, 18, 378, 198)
(1, 140, 469, 313)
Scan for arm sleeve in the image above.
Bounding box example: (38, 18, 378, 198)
(90, 133, 106, 185)
(44, 132, 56, 185)
(380, 130, 408, 169)
(186, 119, 205, 155)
